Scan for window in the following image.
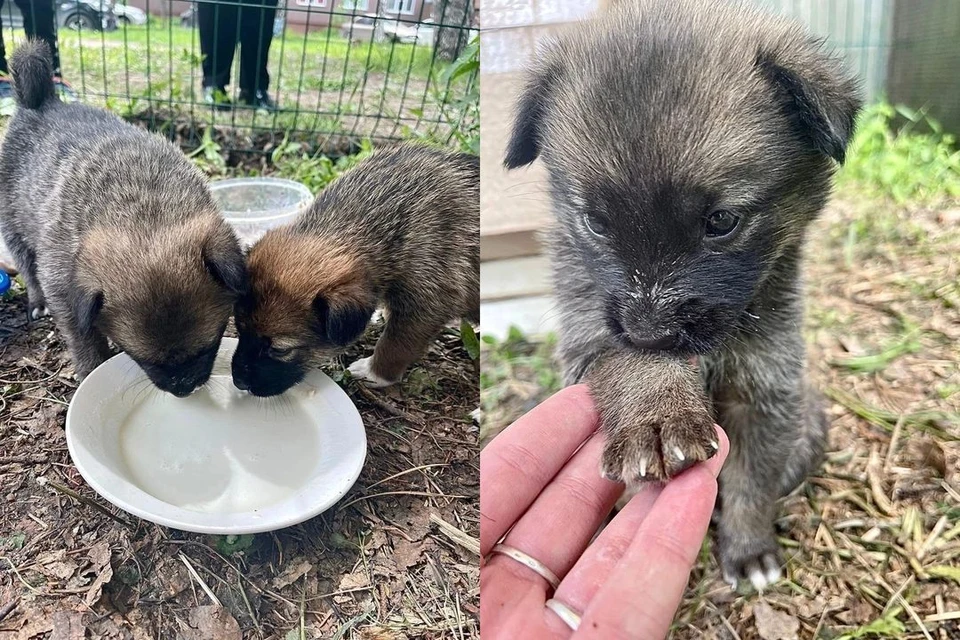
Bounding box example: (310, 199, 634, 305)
(295, 0, 329, 7)
(342, 0, 369, 9)
(387, 0, 415, 15)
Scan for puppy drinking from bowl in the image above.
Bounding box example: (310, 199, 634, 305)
(0, 41, 248, 396)
(231, 143, 479, 397)
(504, 0, 860, 590)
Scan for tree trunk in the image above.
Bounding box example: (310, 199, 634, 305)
(435, 0, 472, 61)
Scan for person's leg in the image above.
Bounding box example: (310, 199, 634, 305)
(237, 0, 277, 105)
(16, 0, 61, 76)
(0, 0, 9, 78)
(198, 0, 240, 91)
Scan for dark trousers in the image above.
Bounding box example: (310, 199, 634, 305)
(0, 0, 61, 76)
(197, 0, 277, 94)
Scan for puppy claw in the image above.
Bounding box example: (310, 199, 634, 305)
(673, 446, 685, 461)
(748, 568, 768, 591)
(347, 356, 397, 388)
(722, 570, 738, 590)
(639, 458, 647, 478)
(764, 564, 782, 585)
(710, 439, 719, 451)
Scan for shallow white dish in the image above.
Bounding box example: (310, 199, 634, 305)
(65, 338, 366, 534)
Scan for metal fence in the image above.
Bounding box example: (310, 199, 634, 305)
(0, 0, 478, 154)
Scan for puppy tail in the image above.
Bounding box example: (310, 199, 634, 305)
(8, 39, 57, 110)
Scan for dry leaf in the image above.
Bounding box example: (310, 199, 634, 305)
(180, 606, 241, 640)
(35, 551, 78, 581)
(272, 559, 313, 590)
(754, 602, 799, 640)
(50, 611, 85, 640)
(391, 539, 423, 571)
(338, 570, 371, 591)
(84, 558, 113, 608)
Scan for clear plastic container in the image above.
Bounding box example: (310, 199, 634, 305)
(210, 177, 313, 247)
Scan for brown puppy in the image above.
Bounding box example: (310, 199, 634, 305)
(0, 41, 247, 396)
(231, 144, 479, 397)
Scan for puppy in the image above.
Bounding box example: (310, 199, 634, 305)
(505, 0, 860, 590)
(0, 41, 247, 396)
(231, 144, 479, 397)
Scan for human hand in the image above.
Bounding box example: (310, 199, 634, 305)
(480, 385, 729, 639)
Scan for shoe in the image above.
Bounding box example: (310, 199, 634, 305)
(0, 79, 13, 100)
(238, 90, 276, 112)
(53, 77, 78, 102)
(203, 86, 231, 111)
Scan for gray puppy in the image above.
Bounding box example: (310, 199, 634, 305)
(0, 40, 247, 396)
(231, 144, 479, 397)
(505, 0, 860, 590)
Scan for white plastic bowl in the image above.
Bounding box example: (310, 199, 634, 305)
(65, 338, 366, 534)
(211, 177, 313, 247)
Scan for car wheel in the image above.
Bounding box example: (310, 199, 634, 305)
(63, 11, 98, 31)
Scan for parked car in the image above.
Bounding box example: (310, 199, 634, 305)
(57, 0, 146, 31)
(382, 17, 418, 44)
(339, 13, 385, 43)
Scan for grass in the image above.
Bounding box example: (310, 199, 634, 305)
(837, 101, 960, 204)
(479, 106, 960, 638)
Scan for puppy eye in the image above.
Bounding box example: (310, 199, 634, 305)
(583, 212, 609, 237)
(704, 210, 740, 238)
(268, 346, 295, 359)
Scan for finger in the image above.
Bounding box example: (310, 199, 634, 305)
(480, 385, 599, 555)
(548, 426, 728, 624)
(573, 432, 726, 639)
(486, 433, 622, 590)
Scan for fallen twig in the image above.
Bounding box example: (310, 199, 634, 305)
(430, 513, 480, 556)
(44, 479, 133, 529)
(0, 600, 18, 622)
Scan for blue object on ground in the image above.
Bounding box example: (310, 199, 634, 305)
(0, 270, 10, 295)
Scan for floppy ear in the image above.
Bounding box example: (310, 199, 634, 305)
(203, 227, 249, 296)
(312, 294, 375, 347)
(757, 45, 861, 164)
(72, 289, 104, 334)
(504, 61, 559, 169)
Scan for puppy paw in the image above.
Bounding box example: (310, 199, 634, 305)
(348, 356, 398, 388)
(718, 535, 783, 591)
(598, 401, 718, 484)
(28, 301, 50, 321)
(588, 350, 717, 484)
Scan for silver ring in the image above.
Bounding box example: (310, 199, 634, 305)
(545, 598, 582, 631)
(490, 543, 561, 590)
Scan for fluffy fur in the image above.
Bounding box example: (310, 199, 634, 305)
(0, 40, 247, 396)
(504, 0, 860, 589)
(232, 143, 479, 397)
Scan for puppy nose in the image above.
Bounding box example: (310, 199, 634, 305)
(233, 377, 250, 391)
(629, 332, 678, 351)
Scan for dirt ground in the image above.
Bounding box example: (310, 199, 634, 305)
(480, 193, 960, 639)
(0, 299, 479, 639)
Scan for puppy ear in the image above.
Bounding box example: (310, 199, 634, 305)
(757, 45, 861, 164)
(73, 289, 104, 334)
(312, 294, 375, 347)
(203, 226, 249, 296)
(504, 60, 559, 169)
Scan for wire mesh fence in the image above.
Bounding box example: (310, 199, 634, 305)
(0, 0, 478, 155)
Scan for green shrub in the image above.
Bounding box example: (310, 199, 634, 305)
(838, 101, 960, 204)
